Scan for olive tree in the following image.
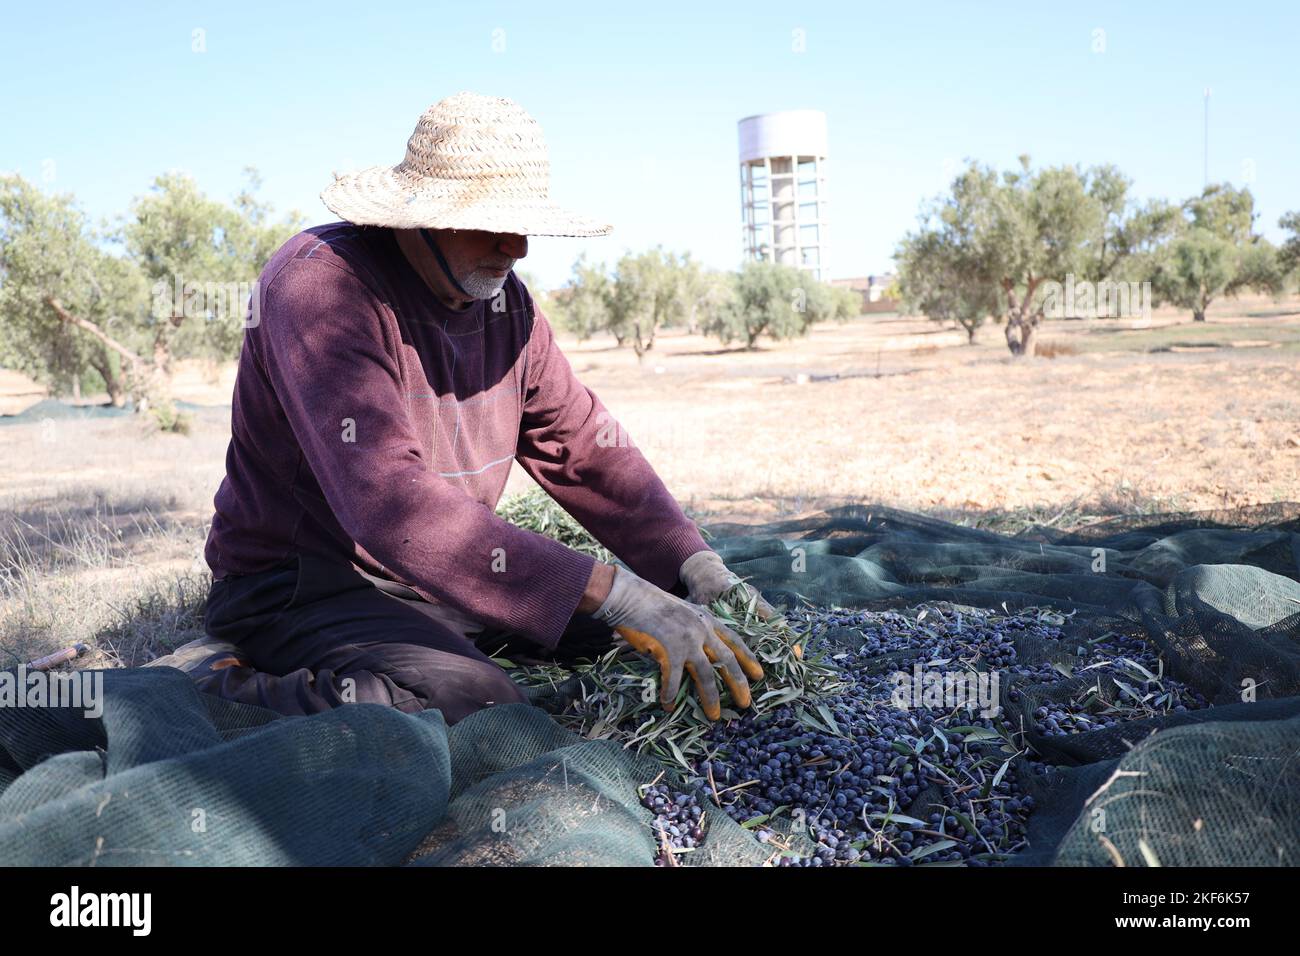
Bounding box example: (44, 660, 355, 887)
(703, 260, 847, 350)
(607, 248, 693, 360)
(1279, 210, 1300, 283)
(895, 229, 997, 343)
(0, 174, 145, 405)
(1152, 185, 1282, 321)
(677, 254, 735, 335)
(123, 170, 303, 368)
(555, 248, 699, 359)
(0, 170, 298, 421)
(896, 157, 1180, 356)
(551, 255, 614, 342)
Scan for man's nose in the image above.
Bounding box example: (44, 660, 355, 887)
(497, 233, 528, 259)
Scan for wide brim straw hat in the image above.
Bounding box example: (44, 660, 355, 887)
(321, 92, 611, 238)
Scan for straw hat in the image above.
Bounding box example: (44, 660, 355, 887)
(321, 92, 612, 237)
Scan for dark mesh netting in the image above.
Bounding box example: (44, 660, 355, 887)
(1, 504, 1297, 866)
(0, 669, 764, 867)
(404, 705, 766, 867)
(0, 667, 450, 865)
(704, 504, 1300, 866)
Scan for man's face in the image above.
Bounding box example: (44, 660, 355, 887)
(434, 229, 529, 299)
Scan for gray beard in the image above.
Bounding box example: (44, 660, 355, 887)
(459, 269, 510, 300)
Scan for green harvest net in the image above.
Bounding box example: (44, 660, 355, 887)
(2, 502, 1298, 866)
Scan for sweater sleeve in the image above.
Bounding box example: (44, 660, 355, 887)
(514, 298, 710, 591)
(254, 258, 595, 647)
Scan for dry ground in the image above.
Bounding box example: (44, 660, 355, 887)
(548, 297, 1300, 523)
(3, 293, 1298, 666)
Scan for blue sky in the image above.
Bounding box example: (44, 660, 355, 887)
(3, 1, 1297, 287)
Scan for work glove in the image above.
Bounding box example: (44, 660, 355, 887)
(679, 549, 779, 621)
(593, 566, 765, 720)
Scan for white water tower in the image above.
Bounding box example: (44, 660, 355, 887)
(738, 110, 828, 280)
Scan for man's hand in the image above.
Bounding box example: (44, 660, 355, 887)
(679, 550, 778, 621)
(591, 566, 764, 720)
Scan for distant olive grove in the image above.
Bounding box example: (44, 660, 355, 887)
(0, 171, 862, 427)
(895, 156, 1300, 357)
(0, 170, 302, 429)
(539, 250, 862, 358)
(5, 159, 1297, 427)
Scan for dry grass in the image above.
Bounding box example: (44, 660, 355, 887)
(0, 413, 222, 667)
(1034, 341, 1079, 359)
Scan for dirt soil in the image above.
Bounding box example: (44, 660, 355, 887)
(3, 296, 1298, 527)
(507, 297, 1300, 524)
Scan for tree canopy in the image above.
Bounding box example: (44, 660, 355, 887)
(0, 170, 300, 421)
(552, 253, 858, 353)
(895, 158, 1285, 354)
(1152, 185, 1284, 322)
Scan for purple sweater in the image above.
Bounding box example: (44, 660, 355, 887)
(205, 223, 708, 647)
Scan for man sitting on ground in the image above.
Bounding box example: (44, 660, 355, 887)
(151, 92, 770, 724)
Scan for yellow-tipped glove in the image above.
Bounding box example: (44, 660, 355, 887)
(592, 566, 764, 720)
(679, 550, 779, 621)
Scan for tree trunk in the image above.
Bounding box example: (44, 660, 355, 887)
(1001, 278, 1042, 357)
(1020, 320, 1039, 357)
(134, 362, 175, 416)
(1005, 314, 1042, 356)
(47, 296, 173, 414)
(90, 356, 127, 407)
(46, 296, 142, 368)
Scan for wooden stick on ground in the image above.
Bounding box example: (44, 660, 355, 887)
(26, 644, 89, 672)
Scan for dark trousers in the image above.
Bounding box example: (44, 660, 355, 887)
(201, 554, 613, 724)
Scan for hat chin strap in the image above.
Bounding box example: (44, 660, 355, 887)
(419, 228, 473, 300)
